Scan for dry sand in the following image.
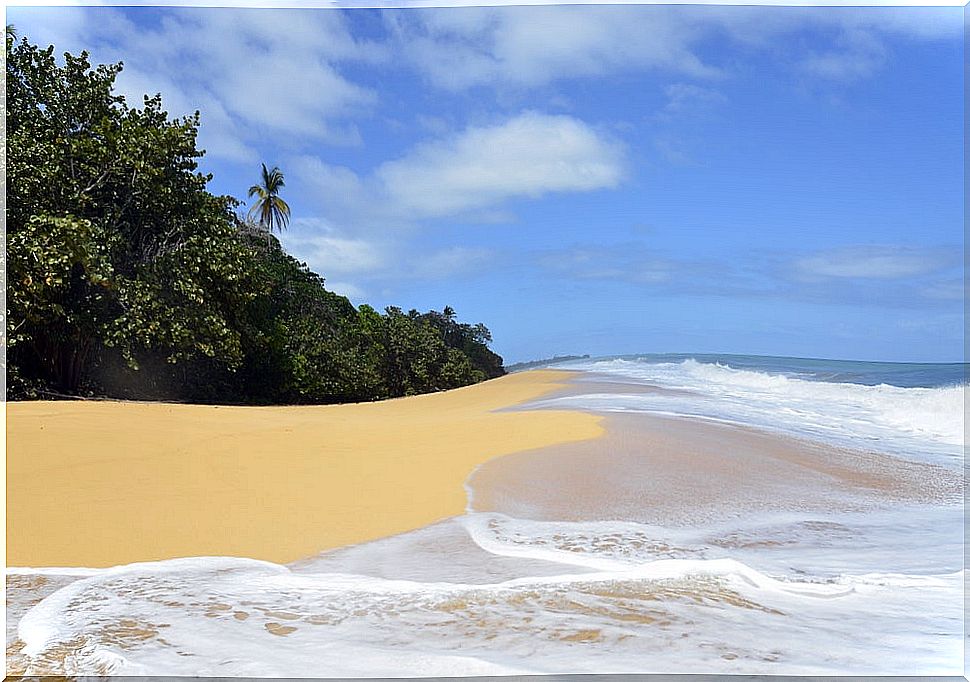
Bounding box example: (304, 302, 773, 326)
(6, 370, 603, 568)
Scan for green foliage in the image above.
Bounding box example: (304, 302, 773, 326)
(233, 238, 386, 404)
(417, 306, 505, 380)
(230, 239, 500, 404)
(6, 214, 116, 394)
(379, 307, 487, 396)
(6, 37, 261, 396)
(6, 35, 505, 403)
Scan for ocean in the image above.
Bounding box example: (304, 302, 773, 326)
(6, 354, 966, 676)
(531, 354, 965, 465)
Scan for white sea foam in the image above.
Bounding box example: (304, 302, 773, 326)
(539, 358, 965, 466)
(10, 506, 963, 677)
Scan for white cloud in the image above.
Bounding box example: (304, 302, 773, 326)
(15, 4, 960, 171)
(384, 5, 960, 91)
(411, 247, 494, 279)
(292, 111, 625, 224)
(291, 234, 385, 275)
(14, 8, 384, 160)
(377, 112, 624, 218)
(282, 218, 387, 276)
(798, 28, 887, 82)
(822, 7, 961, 42)
(712, 7, 959, 84)
(385, 6, 721, 91)
(324, 281, 366, 301)
(280, 227, 496, 297)
(794, 245, 956, 280)
(538, 245, 684, 285)
(535, 242, 964, 306)
(289, 155, 370, 215)
(661, 83, 727, 116)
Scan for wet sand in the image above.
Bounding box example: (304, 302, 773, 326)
(469, 412, 963, 527)
(6, 370, 604, 568)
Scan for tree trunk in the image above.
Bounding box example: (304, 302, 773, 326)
(33, 334, 92, 395)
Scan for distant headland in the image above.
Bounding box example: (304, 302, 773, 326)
(506, 354, 591, 372)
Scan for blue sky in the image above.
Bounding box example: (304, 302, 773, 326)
(10, 4, 964, 363)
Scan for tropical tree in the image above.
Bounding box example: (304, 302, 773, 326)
(6, 32, 506, 402)
(247, 163, 291, 235)
(6, 38, 259, 395)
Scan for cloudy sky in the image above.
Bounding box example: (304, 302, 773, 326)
(10, 3, 964, 363)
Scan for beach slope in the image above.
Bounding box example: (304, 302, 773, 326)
(7, 370, 602, 568)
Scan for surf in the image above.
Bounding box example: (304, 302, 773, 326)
(10, 509, 963, 676)
(537, 356, 965, 465)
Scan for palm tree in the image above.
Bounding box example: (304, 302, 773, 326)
(247, 163, 290, 235)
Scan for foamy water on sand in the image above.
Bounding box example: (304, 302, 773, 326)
(531, 356, 965, 466)
(6, 356, 966, 676)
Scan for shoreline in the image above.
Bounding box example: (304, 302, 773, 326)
(469, 411, 963, 530)
(6, 369, 604, 568)
(6, 365, 964, 676)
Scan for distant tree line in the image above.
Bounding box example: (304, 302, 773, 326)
(5, 34, 504, 403)
(506, 355, 590, 372)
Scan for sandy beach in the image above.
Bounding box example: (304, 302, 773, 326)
(6, 369, 603, 568)
(6, 362, 964, 676)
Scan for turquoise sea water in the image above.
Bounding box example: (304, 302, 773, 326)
(547, 352, 967, 388)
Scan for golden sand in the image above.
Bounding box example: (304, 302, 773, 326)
(6, 370, 603, 568)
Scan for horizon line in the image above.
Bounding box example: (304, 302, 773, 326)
(6, 0, 966, 8)
(505, 351, 969, 366)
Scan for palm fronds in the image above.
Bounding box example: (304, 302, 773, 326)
(247, 163, 291, 234)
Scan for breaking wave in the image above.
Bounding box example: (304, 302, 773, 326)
(539, 357, 964, 465)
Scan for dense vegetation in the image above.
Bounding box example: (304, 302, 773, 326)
(5, 34, 505, 403)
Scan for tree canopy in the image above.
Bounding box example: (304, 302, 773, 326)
(5, 35, 505, 403)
